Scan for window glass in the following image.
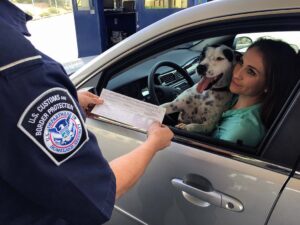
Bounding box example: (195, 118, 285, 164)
(77, 0, 90, 10)
(234, 31, 300, 53)
(145, 0, 188, 9)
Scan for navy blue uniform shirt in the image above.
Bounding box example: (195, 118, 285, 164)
(0, 1, 116, 224)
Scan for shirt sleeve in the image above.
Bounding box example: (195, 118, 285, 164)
(0, 20, 115, 225)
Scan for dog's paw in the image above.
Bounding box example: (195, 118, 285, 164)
(184, 123, 215, 134)
(175, 123, 188, 130)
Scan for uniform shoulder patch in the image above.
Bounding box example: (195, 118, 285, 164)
(18, 87, 89, 166)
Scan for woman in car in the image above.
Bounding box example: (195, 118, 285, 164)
(213, 38, 300, 147)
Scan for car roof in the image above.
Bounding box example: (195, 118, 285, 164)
(71, 0, 300, 85)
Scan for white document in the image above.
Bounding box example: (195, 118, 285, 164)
(91, 89, 166, 131)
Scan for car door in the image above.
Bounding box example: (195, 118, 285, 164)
(86, 115, 295, 225)
(88, 60, 296, 225)
(77, 13, 300, 225)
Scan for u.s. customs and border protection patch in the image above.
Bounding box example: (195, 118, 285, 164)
(18, 87, 89, 166)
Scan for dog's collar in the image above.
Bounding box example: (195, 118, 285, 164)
(211, 86, 229, 92)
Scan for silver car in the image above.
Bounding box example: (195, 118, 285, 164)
(71, 0, 300, 224)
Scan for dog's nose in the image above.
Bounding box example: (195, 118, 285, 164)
(197, 64, 207, 75)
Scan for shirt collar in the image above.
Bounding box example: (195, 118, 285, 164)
(0, 18, 40, 71)
(0, 0, 32, 36)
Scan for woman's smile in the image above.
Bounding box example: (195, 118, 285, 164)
(230, 78, 242, 88)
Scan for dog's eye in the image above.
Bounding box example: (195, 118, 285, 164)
(216, 57, 224, 61)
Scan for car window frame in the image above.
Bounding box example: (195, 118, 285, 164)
(260, 80, 300, 167)
(84, 13, 300, 169)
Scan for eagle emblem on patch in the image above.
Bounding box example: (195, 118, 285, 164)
(44, 111, 82, 154)
(18, 88, 89, 165)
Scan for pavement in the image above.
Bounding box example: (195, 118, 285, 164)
(26, 13, 78, 64)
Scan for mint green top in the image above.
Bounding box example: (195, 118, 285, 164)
(212, 103, 266, 147)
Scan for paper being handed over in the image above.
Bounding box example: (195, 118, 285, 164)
(91, 89, 166, 131)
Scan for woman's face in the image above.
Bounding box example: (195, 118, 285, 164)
(230, 47, 267, 99)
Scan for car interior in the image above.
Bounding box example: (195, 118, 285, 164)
(81, 29, 300, 158)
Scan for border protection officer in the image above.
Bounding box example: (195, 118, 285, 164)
(0, 1, 173, 224)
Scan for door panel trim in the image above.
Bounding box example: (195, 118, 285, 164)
(114, 205, 148, 225)
(87, 117, 292, 175)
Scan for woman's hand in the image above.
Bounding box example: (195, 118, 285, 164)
(77, 91, 103, 114)
(146, 122, 174, 151)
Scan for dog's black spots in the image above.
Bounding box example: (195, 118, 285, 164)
(205, 100, 214, 106)
(215, 94, 223, 101)
(186, 100, 191, 104)
(191, 107, 197, 115)
(172, 105, 178, 111)
(198, 116, 207, 124)
(223, 49, 234, 62)
(170, 103, 174, 107)
(193, 108, 198, 115)
(202, 92, 209, 101)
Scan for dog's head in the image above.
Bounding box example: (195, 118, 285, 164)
(196, 45, 240, 92)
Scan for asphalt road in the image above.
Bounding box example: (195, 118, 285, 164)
(27, 13, 78, 64)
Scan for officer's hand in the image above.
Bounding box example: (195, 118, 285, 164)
(77, 91, 103, 114)
(146, 122, 174, 151)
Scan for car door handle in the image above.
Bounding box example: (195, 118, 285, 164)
(171, 178, 244, 212)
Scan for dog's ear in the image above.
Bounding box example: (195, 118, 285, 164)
(223, 48, 234, 62)
(234, 51, 243, 62)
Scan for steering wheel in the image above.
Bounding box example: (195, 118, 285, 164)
(148, 61, 194, 125)
(148, 61, 194, 105)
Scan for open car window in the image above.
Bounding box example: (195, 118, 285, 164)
(104, 35, 251, 149)
(85, 30, 300, 159)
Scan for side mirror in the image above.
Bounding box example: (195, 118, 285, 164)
(233, 36, 253, 51)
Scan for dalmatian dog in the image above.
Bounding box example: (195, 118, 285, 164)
(161, 45, 240, 134)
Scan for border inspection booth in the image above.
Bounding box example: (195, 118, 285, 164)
(72, 0, 210, 58)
